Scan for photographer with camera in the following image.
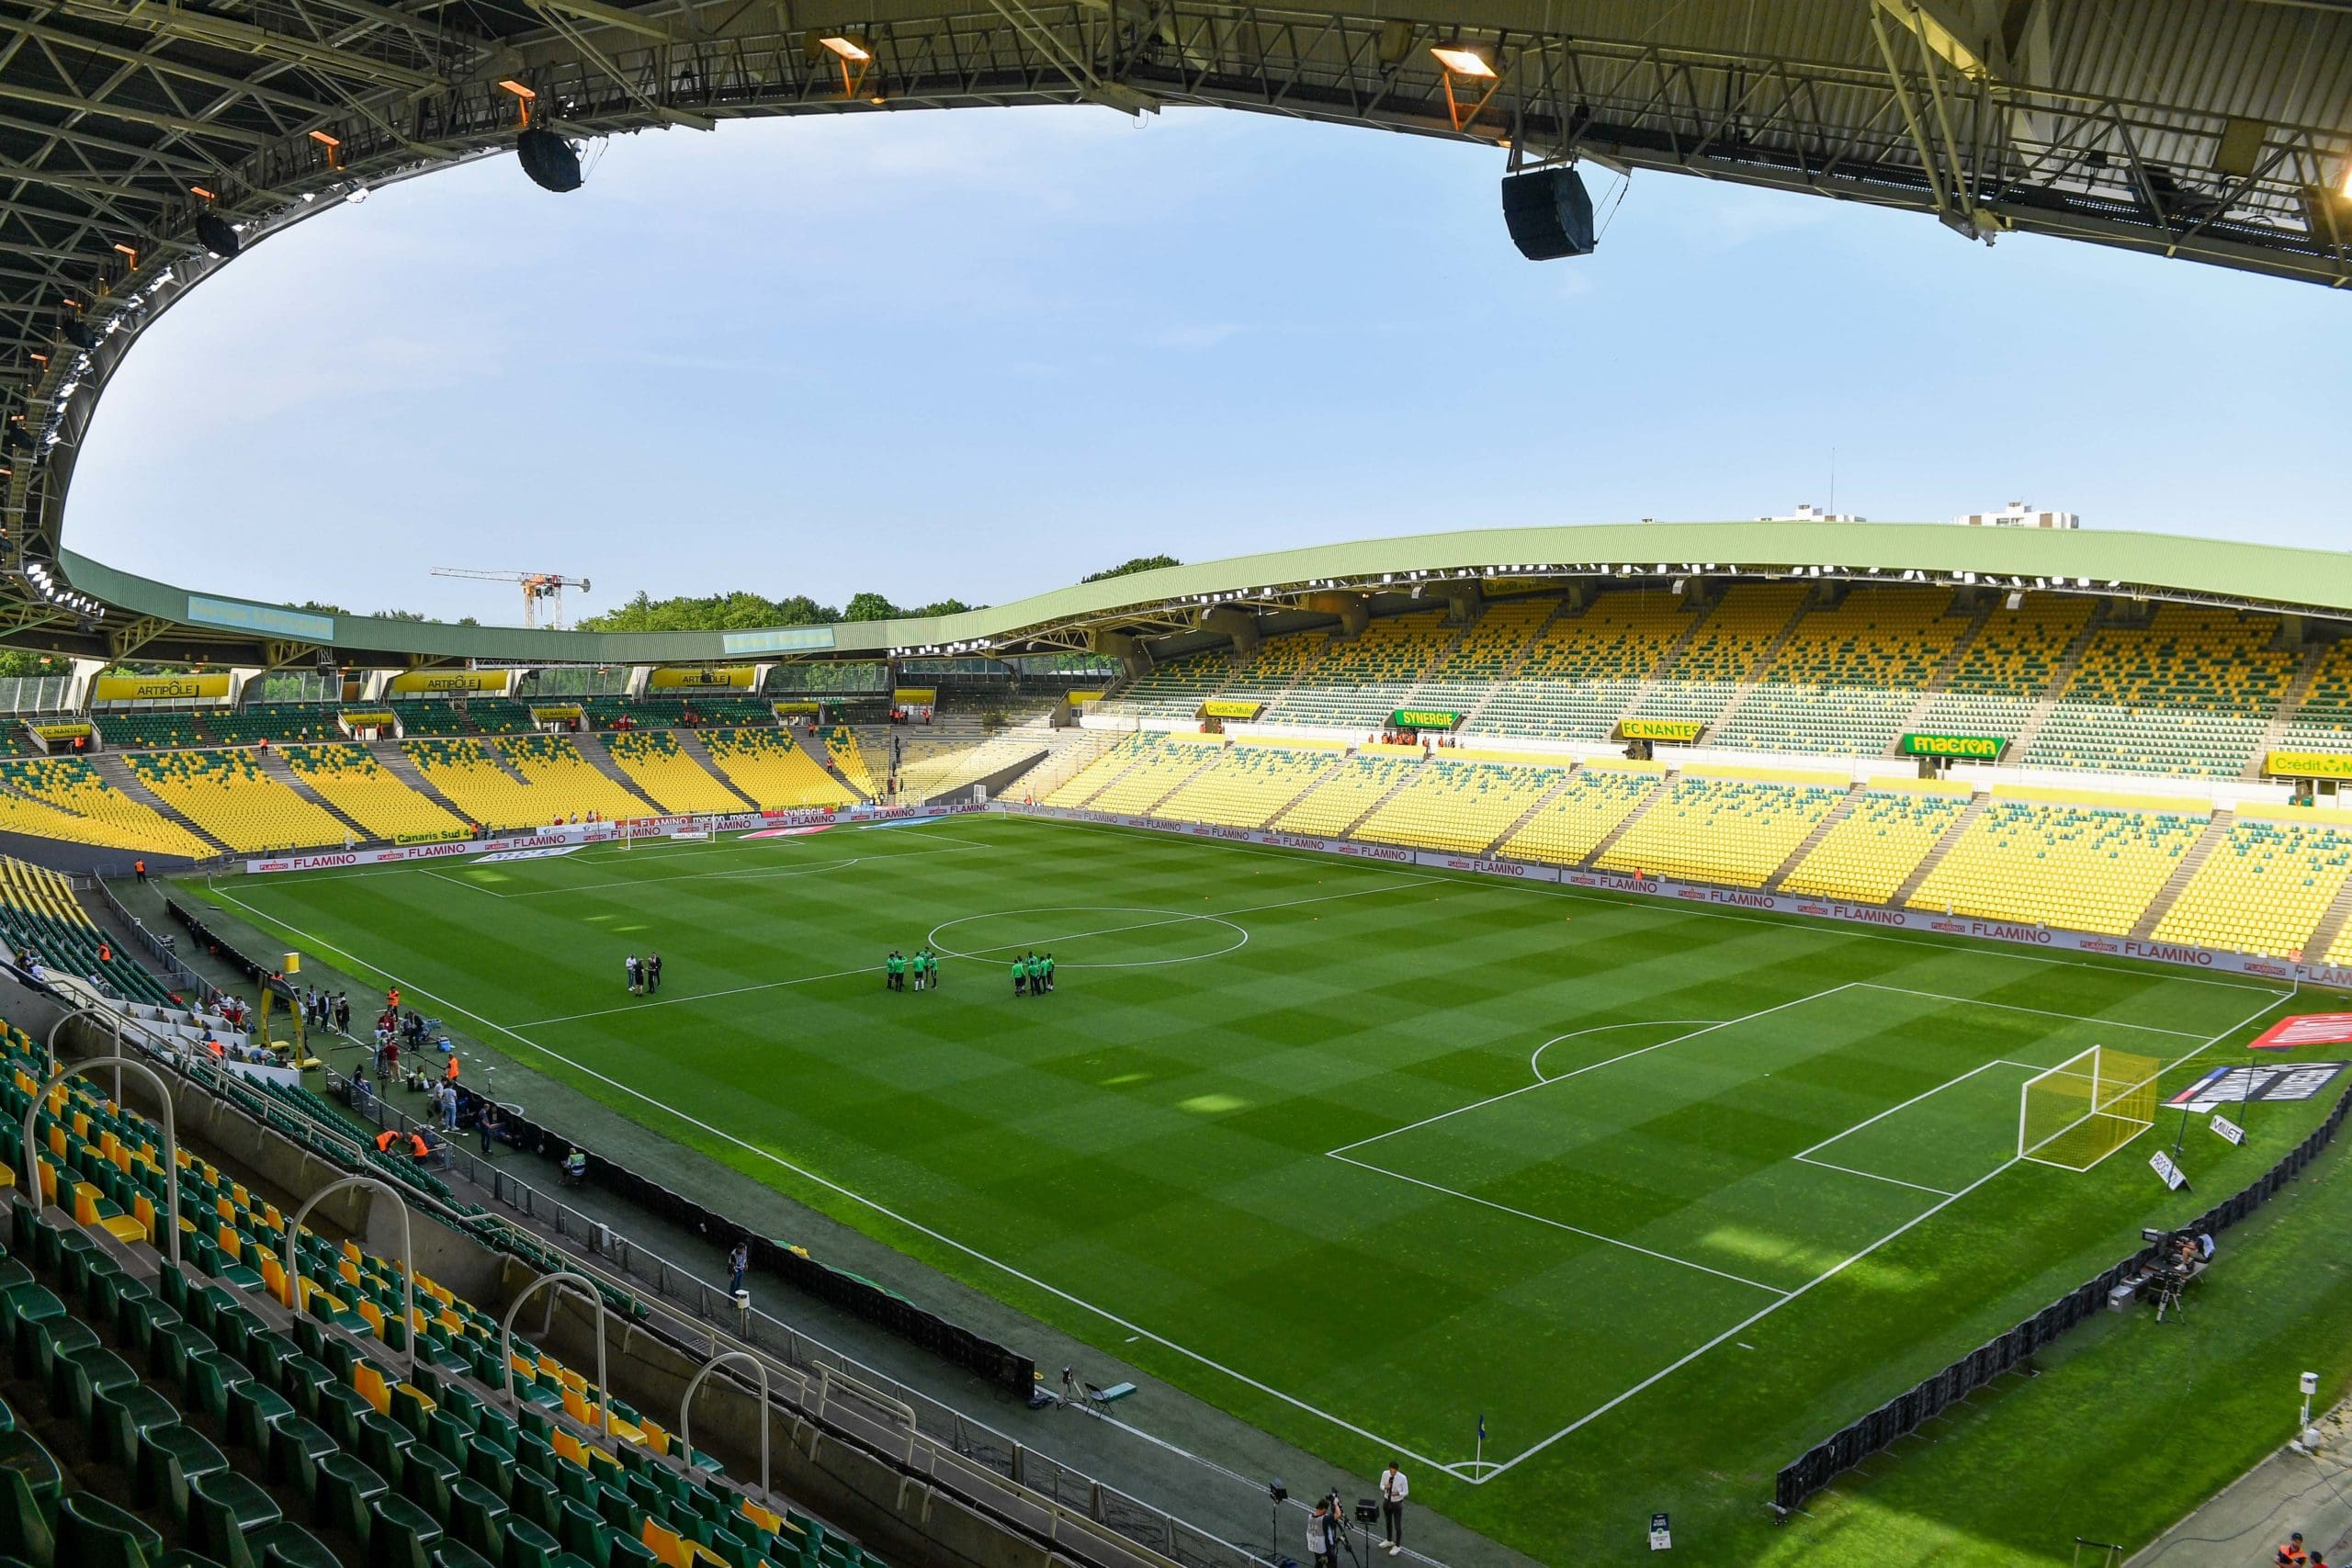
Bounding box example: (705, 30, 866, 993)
(1306, 1495, 1340, 1568)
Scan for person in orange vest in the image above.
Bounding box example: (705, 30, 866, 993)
(375, 1129, 398, 1153)
(96, 942, 109, 964)
(133, 859, 146, 882)
(387, 987, 401, 1010)
(2280, 1535, 2310, 1566)
(443, 1055, 459, 1086)
(405, 1130, 431, 1160)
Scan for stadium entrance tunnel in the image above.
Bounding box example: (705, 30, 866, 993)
(929, 905, 1249, 969)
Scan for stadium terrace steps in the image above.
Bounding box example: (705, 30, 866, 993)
(1880, 597, 1998, 754)
(2243, 639, 2330, 780)
(1985, 612, 2101, 760)
(2303, 864, 2352, 962)
(570, 732, 679, 812)
(363, 739, 478, 825)
(1480, 770, 1577, 856)
(249, 747, 370, 843)
(1688, 592, 1814, 737)
(1335, 759, 1423, 836)
(1453, 597, 1575, 731)
(87, 755, 221, 853)
(668, 729, 761, 807)
(1886, 793, 1988, 907)
(2128, 808, 2235, 940)
(1578, 770, 1673, 866)
(1762, 784, 1865, 892)
(602, 730, 754, 815)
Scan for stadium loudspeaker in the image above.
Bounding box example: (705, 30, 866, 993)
(195, 214, 240, 259)
(517, 128, 583, 193)
(1500, 167, 1597, 260)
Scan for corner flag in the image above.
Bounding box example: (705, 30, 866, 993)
(1476, 1413, 1486, 1469)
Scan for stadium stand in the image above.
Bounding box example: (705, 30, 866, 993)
(2021, 604, 2296, 776)
(283, 744, 469, 842)
(0, 1015, 894, 1568)
(1467, 592, 1696, 741)
(127, 750, 351, 854)
(604, 730, 750, 815)
(2153, 812, 2352, 956)
(1715, 588, 1975, 755)
(823, 730, 876, 798)
(1906, 594, 2094, 750)
(1041, 733, 1161, 807)
(1098, 650, 1234, 719)
(1626, 583, 1808, 732)
(1355, 759, 1564, 855)
(404, 739, 548, 829)
(204, 704, 346, 746)
(1597, 772, 1849, 886)
(886, 732, 1056, 805)
(2277, 639, 2352, 752)
(1407, 598, 1554, 720)
(1084, 738, 1223, 816)
(463, 699, 537, 736)
(0, 854, 175, 1002)
(387, 701, 473, 738)
(1267, 613, 1451, 729)
(0, 759, 216, 860)
(1149, 741, 1340, 828)
(497, 736, 651, 822)
(1269, 753, 1418, 837)
(1497, 763, 1665, 865)
(1778, 782, 1971, 904)
(96, 711, 207, 750)
(697, 728, 856, 810)
(1907, 798, 2206, 935)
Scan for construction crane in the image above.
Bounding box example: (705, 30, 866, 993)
(430, 568, 592, 630)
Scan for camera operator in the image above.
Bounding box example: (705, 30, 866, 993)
(1307, 1495, 1339, 1568)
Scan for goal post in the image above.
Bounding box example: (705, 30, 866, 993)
(2018, 1044, 2161, 1170)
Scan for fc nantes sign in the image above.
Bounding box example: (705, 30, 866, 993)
(1620, 718, 1705, 742)
(1900, 733, 2007, 760)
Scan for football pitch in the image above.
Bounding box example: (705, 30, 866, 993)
(185, 811, 2318, 1561)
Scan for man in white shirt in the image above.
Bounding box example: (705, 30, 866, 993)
(1378, 1461, 1408, 1554)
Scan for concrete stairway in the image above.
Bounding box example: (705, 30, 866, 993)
(1136, 751, 1231, 818)
(1702, 599, 1814, 734)
(2004, 616, 2104, 760)
(1456, 597, 1575, 732)
(1250, 754, 1349, 828)
(364, 739, 476, 821)
(567, 734, 662, 815)
(2243, 641, 2328, 780)
(1763, 784, 1864, 891)
(670, 730, 759, 808)
(1052, 741, 1167, 808)
(1883, 600, 1999, 755)
(2128, 809, 2234, 940)
(1887, 795, 1989, 908)
(1578, 772, 1673, 868)
(2301, 870, 2352, 964)
(251, 747, 371, 841)
(1337, 760, 1425, 837)
(89, 755, 219, 850)
(1480, 769, 1577, 856)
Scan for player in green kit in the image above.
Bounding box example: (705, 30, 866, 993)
(1041, 953, 1055, 993)
(1011, 956, 1026, 997)
(886, 951, 903, 992)
(924, 948, 941, 990)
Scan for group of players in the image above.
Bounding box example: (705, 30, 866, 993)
(883, 949, 940, 990)
(1011, 952, 1055, 996)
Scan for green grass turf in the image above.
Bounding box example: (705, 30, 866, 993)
(185, 812, 2334, 1563)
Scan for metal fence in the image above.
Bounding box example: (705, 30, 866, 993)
(1774, 1080, 2352, 1515)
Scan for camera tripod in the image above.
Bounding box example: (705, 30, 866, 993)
(2154, 1270, 2190, 1323)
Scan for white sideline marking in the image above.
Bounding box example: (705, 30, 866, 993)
(1327, 1152, 1792, 1297)
(194, 881, 1467, 1476)
(201, 829, 2298, 1482)
(1790, 1156, 1953, 1197)
(1466, 982, 2290, 1481)
(1032, 817, 2294, 997)
(1851, 983, 2208, 1040)
(1330, 985, 1857, 1158)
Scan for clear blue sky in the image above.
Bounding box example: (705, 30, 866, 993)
(65, 107, 2352, 626)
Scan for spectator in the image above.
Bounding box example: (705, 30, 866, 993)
(728, 1239, 750, 1296)
(476, 1103, 501, 1156)
(562, 1147, 587, 1186)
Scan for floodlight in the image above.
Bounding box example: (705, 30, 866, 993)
(2342, 162, 2352, 200)
(196, 213, 240, 258)
(1430, 45, 1495, 77)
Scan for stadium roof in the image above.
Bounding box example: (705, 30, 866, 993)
(2, 0, 2347, 665)
(37, 520, 2352, 671)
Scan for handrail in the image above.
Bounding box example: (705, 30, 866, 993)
(502, 1270, 609, 1436)
(680, 1348, 770, 1496)
(283, 1174, 416, 1378)
(21, 1052, 178, 1266)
